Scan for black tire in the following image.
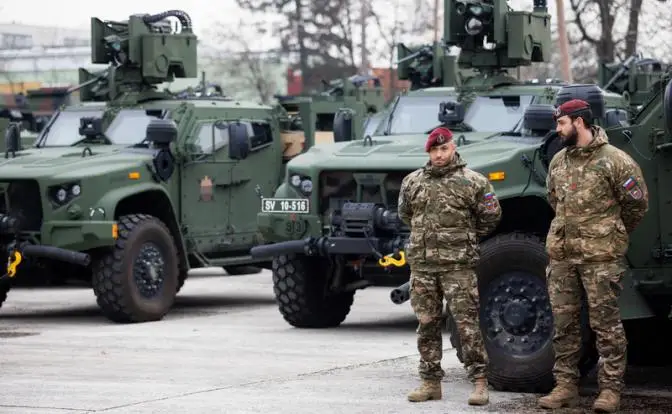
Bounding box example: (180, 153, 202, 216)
(448, 233, 597, 393)
(0, 282, 9, 309)
(92, 214, 179, 323)
(272, 253, 355, 328)
(224, 265, 262, 275)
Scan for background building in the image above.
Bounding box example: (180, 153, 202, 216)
(0, 22, 289, 101)
(0, 21, 400, 103)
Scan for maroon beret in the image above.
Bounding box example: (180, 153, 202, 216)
(426, 126, 453, 152)
(553, 99, 590, 120)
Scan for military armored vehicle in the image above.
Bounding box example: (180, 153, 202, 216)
(337, 5, 622, 160)
(598, 53, 670, 114)
(1, 86, 75, 135)
(274, 73, 387, 146)
(0, 10, 376, 324)
(249, 0, 670, 394)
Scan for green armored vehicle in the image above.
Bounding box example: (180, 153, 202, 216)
(274, 74, 386, 146)
(0, 10, 375, 324)
(250, 0, 670, 394)
(337, 1, 631, 162)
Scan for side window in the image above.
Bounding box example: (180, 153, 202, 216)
(192, 122, 230, 154)
(250, 121, 273, 150)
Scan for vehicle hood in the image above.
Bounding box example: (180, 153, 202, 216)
(0, 145, 153, 180)
(289, 134, 541, 172)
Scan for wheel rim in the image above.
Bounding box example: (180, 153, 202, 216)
(481, 271, 553, 357)
(132, 242, 166, 299)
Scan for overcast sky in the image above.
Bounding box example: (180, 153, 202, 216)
(1, 1, 241, 33)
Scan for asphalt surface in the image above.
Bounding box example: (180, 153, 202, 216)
(1, 268, 672, 413)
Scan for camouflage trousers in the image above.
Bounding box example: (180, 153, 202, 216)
(409, 267, 488, 382)
(547, 260, 627, 392)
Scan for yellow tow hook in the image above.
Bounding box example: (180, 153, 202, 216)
(378, 251, 406, 268)
(7, 250, 22, 278)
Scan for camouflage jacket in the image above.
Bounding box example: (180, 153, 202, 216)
(398, 153, 502, 270)
(546, 126, 649, 263)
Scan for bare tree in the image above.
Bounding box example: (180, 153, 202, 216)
(566, 0, 672, 81)
(369, 0, 435, 94)
(235, 0, 359, 91)
(205, 20, 281, 104)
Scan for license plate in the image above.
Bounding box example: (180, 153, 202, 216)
(261, 198, 310, 214)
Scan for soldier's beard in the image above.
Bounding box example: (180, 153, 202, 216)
(560, 126, 578, 147)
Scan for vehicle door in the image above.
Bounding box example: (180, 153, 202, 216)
(180, 120, 235, 254)
(228, 119, 278, 249)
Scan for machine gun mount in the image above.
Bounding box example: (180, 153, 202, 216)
(87, 10, 198, 103)
(397, 0, 553, 90)
(445, 0, 552, 75)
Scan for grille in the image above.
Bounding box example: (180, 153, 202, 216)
(0, 180, 43, 232)
(318, 170, 412, 217)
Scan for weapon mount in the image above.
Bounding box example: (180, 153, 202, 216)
(82, 10, 198, 104)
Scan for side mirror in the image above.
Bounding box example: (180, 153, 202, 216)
(79, 116, 104, 139)
(4, 123, 21, 154)
(523, 104, 556, 136)
(228, 121, 250, 160)
(146, 119, 177, 149)
(438, 101, 465, 125)
(334, 108, 354, 142)
(604, 109, 628, 128)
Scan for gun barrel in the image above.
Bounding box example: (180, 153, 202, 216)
(250, 240, 307, 259)
(390, 281, 411, 305)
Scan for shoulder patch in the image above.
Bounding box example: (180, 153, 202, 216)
(622, 176, 643, 200)
(483, 192, 498, 211)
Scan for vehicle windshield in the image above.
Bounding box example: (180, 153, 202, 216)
(377, 95, 456, 135)
(377, 94, 534, 136)
(104, 109, 162, 145)
(39, 109, 162, 146)
(363, 111, 386, 137)
(464, 95, 534, 132)
(37, 110, 103, 146)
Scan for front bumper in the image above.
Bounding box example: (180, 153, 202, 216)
(256, 212, 323, 243)
(41, 220, 118, 251)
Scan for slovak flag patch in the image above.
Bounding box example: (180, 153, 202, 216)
(483, 192, 497, 211)
(622, 176, 643, 200)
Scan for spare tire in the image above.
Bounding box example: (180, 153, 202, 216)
(448, 233, 598, 393)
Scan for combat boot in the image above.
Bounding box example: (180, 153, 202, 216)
(407, 379, 442, 402)
(468, 377, 489, 405)
(537, 383, 580, 409)
(592, 389, 620, 413)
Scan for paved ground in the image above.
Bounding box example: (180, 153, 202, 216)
(1, 268, 672, 413)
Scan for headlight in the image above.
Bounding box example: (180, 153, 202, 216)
(48, 181, 82, 207)
(288, 172, 313, 196)
(56, 188, 67, 202)
(300, 179, 312, 194)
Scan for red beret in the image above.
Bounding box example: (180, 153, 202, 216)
(553, 99, 590, 120)
(426, 126, 453, 152)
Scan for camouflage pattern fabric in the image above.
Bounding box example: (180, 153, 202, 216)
(398, 153, 501, 381)
(546, 126, 649, 264)
(410, 268, 488, 381)
(398, 153, 502, 273)
(545, 126, 649, 392)
(547, 261, 627, 391)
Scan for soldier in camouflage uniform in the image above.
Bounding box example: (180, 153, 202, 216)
(398, 126, 502, 405)
(538, 99, 649, 413)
